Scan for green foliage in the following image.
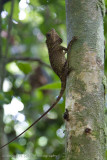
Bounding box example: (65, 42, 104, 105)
(38, 82, 61, 90)
(4, 0, 19, 20)
(0, 0, 66, 157)
(16, 62, 32, 74)
(0, 91, 12, 105)
(105, 0, 107, 6)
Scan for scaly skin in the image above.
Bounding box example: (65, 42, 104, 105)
(46, 29, 67, 81)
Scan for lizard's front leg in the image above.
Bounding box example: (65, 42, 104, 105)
(67, 36, 77, 52)
(61, 36, 77, 53)
(66, 37, 77, 74)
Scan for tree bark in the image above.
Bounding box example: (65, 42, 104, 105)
(65, 0, 105, 159)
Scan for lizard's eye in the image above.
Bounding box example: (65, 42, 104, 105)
(46, 33, 51, 38)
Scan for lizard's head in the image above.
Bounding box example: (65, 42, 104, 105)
(46, 29, 62, 44)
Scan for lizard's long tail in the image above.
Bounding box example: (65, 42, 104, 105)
(0, 82, 66, 149)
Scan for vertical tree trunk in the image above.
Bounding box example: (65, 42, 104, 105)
(65, 0, 105, 159)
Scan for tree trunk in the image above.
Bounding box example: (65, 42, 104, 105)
(65, 0, 105, 159)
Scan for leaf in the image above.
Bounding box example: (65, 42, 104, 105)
(0, 92, 4, 100)
(10, 142, 25, 152)
(6, 62, 23, 74)
(30, 0, 40, 6)
(38, 82, 61, 90)
(16, 62, 32, 74)
(0, 91, 11, 105)
(39, 0, 58, 5)
(105, 0, 107, 6)
(4, 1, 19, 20)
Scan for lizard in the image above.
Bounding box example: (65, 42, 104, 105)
(0, 29, 77, 149)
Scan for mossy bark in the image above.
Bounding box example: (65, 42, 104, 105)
(65, 0, 105, 159)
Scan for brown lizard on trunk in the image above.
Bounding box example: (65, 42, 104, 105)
(0, 29, 77, 149)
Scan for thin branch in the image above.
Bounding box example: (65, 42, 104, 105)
(5, 0, 14, 57)
(8, 57, 51, 69)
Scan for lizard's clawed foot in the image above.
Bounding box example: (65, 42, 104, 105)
(67, 36, 78, 52)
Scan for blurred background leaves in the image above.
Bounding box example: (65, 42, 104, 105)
(1, 0, 67, 159)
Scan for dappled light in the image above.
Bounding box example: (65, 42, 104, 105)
(3, 97, 24, 116)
